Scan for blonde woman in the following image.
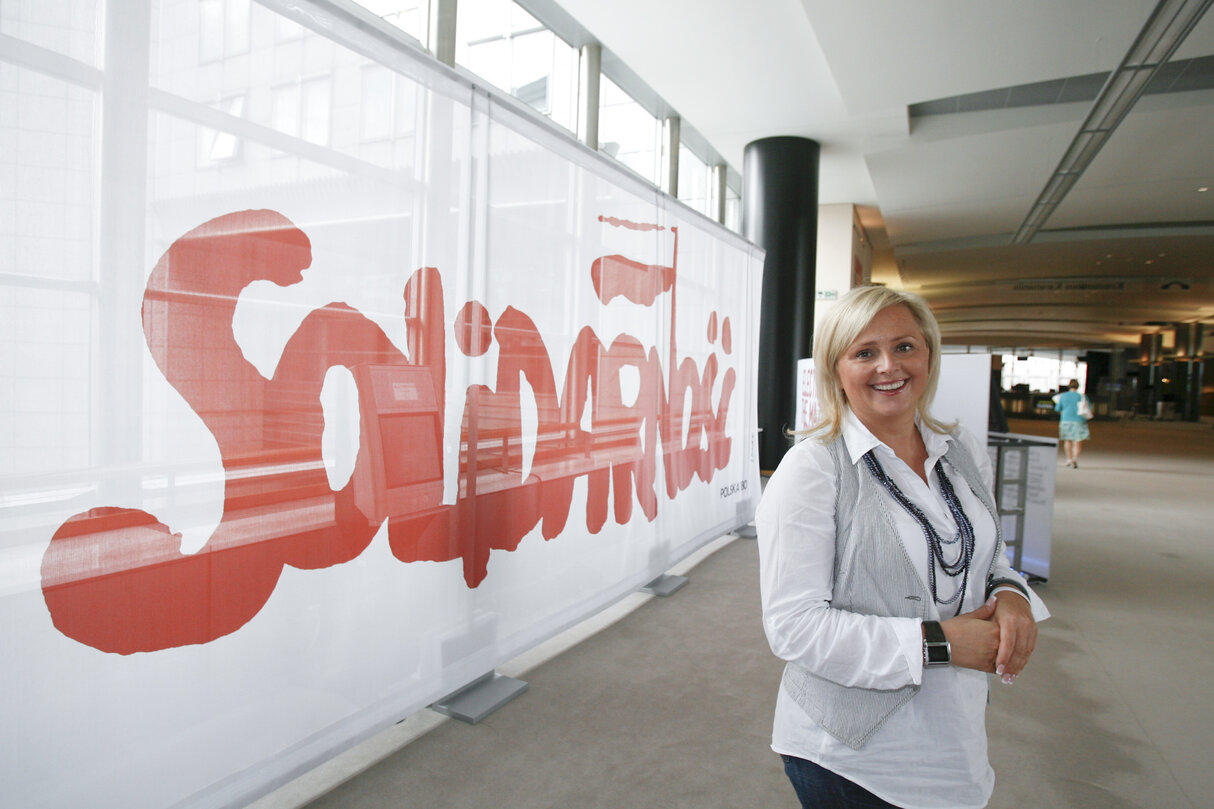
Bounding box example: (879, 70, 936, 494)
(756, 286, 1048, 809)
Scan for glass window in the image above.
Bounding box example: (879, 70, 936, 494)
(1000, 355, 1087, 393)
(455, 0, 578, 132)
(725, 183, 741, 232)
(361, 66, 395, 141)
(598, 74, 660, 185)
(272, 84, 300, 137)
(224, 0, 250, 55)
(273, 11, 305, 42)
(0, 64, 98, 475)
(677, 143, 709, 215)
(200, 96, 245, 162)
(350, 0, 427, 44)
(199, 0, 250, 62)
(0, 0, 103, 65)
(301, 78, 332, 146)
(199, 0, 224, 62)
(267, 77, 330, 147)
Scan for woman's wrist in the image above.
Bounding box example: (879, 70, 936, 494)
(990, 585, 1029, 604)
(986, 576, 1028, 601)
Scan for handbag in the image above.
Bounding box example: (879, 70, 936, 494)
(1076, 395, 1093, 420)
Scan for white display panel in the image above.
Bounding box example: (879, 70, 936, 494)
(933, 353, 991, 448)
(0, 3, 763, 808)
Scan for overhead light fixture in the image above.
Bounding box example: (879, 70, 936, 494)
(1011, 0, 1213, 245)
(1200, 186, 1211, 192)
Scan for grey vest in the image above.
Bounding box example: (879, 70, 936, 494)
(780, 432, 1004, 750)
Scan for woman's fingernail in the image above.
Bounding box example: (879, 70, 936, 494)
(1001, 674, 1014, 685)
(996, 665, 1005, 676)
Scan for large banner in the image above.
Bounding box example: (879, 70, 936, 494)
(0, 2, 762, 808)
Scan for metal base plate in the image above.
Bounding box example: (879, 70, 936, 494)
(430, 672, 529, 724)
(640, 573, 689, 597)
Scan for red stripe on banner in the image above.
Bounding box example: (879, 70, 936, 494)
(590, 254, 676, 306)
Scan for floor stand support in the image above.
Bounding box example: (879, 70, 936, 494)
(641, 573, 689, 597)
(430, 671, 528, 724)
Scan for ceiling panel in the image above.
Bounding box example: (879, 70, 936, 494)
(543, 0, 1214, 347)
(798, 0, 1158, 114)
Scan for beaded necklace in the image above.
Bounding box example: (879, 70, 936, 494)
(861, 449, 975, 616)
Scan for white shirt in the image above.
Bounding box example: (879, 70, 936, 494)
(756, 410, 1049, 809)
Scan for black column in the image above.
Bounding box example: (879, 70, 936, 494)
(1177, 323, 1205, 421)
(742, 136, 820, 471)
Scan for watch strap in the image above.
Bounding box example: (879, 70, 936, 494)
(922, 620, 951, 667)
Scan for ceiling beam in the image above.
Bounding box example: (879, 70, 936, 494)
(1010, 0, 1214, 245)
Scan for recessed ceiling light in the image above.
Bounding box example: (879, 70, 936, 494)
(1200, 187, 1210, 193)
(1146, 259, 1154, 264)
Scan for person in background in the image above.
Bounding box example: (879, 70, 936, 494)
(1053, 379, 1090, 468)
(756, 286, 1048, 809)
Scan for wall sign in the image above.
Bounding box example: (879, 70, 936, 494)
(0, 3, 762, 807)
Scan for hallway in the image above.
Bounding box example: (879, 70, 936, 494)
(254, 417, 1214, 809)
(983, 417, 1213, 809)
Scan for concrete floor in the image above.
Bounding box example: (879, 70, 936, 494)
(251, 417, 1214, 809)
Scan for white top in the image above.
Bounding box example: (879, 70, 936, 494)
(756, 409, 1049, 809)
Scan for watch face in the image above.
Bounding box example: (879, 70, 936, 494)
(926, 643, 950, 665)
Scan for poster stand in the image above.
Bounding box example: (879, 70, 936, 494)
(988, 432, 1057, 582)
(430, 672, 529, 724)
(993, 442, 1031, 572)
(734, 473, 760, 538)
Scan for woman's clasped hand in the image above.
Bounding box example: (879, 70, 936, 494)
(940, 593, 1037, 684)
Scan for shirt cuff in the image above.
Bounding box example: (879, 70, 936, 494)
(897, 618, 924, 685)
(991, 585, 1030, 603)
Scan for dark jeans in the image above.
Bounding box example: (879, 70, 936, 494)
(781, 754, 900, 809)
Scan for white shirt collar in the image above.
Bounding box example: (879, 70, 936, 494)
(840, 407, 951, 467)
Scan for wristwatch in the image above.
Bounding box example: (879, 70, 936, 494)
(922, 620, 951, 667)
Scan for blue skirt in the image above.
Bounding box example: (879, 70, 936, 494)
(1060, 420, 1090, 441)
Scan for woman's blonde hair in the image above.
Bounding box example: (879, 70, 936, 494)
(803, 285, 951, 442)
